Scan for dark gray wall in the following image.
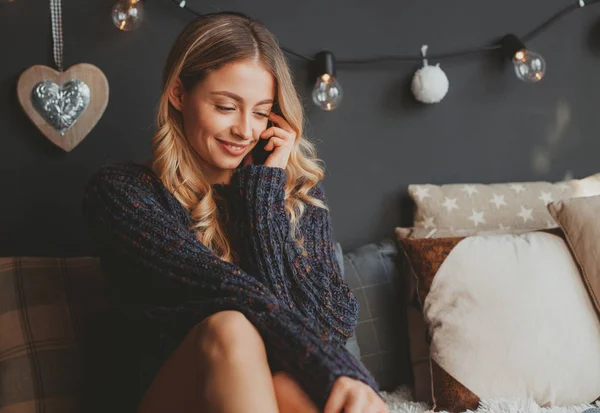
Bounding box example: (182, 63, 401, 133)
(2, 0, 599, 257)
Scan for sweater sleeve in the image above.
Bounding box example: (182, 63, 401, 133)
(81, 163, 376, 409)
(228, 165, 379, 388)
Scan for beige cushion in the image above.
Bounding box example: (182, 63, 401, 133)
(398, 230, 600, 410)
(397, 225, 531, 404)
(409, 173, 600, 231)
(428, 232, 600, 404)
(396, 226, 530, 239)
(548, 195, 600, 317)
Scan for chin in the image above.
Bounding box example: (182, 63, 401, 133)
(214, 157, 243, 170)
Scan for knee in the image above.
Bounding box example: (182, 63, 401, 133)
(193, 310, 264, 363)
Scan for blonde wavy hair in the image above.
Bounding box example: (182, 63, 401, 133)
(150, 11, 327, 263)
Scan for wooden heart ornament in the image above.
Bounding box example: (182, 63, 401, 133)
(17, 63, 109, 152)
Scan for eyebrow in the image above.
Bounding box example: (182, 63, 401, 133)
(210, 91, 273, 106)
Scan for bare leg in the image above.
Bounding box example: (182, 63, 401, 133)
(138, 310, 279, 413)
(198, 311, 280, 413)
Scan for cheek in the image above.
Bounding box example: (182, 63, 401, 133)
(196, 108, 231, 136)
(181, 104, 202, 135)
(182, 106, 220, 142)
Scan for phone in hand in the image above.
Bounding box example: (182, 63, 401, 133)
(251, 123, 272, 165)
(251, 101, 280, 165)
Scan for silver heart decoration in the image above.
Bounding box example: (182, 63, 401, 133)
(31, 79, 90, 136)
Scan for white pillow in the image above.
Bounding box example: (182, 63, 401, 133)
(425, 231, 600, 406)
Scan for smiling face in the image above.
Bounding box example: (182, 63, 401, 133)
(168, 59, 276, 184)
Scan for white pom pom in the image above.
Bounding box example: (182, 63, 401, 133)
(412, 63, 449, 104)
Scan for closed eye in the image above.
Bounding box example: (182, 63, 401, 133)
(216, 105, 269, 118)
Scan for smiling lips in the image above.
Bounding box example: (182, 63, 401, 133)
(215, 138, 248, 156)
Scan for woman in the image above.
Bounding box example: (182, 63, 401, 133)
(82, 11, 387, 413)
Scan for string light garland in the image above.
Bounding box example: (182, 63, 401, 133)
(172, 0, 598, 63)
(114, 0, 600, 108)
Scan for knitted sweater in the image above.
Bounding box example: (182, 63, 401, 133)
(81, 161, 379, 409)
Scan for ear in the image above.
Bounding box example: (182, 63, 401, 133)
(168, 77, 186, 112)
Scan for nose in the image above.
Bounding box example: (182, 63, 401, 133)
(232, 114, 253, 142)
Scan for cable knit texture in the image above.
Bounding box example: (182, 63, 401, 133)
(81, 161, 379, 409)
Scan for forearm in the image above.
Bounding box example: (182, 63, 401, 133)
(229, 165, 359, 342)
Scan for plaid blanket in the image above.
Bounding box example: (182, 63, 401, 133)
(0, 257, 109, 413)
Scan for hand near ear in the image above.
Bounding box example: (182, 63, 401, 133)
(259, 112, 297, 170)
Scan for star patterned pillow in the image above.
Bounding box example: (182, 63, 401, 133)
(409, 173, 600, 231)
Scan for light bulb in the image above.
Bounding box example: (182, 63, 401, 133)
(312, 51, 343, 111)
(513, 49, 546, 83)
(312, 74, 343, 111)
(112, 0, 144, 31)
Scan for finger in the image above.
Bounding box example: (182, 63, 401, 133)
(261, 126, 294, 142)
(323, 389, 347, 413)
(267, 111, 290, 130)
(264, 137, 286, 152)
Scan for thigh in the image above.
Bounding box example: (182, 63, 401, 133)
(137, 311, 272, 413)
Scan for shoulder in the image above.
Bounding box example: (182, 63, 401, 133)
(295, 181, 329, 224)
(83, 161, 191, 224)
(87, 161, 157, 186)
(306, 181, 328, 203)
(83, 161, 167, 209)
(84, 161, 164, 196)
